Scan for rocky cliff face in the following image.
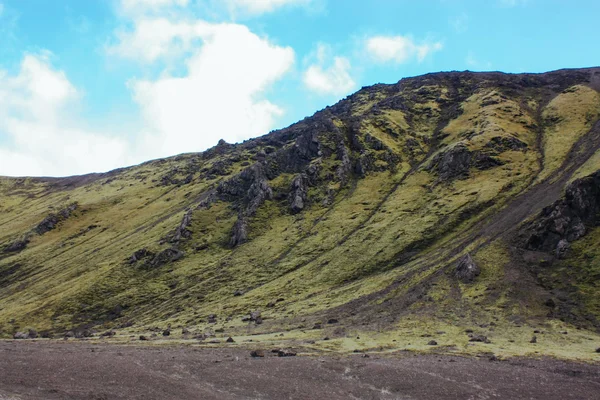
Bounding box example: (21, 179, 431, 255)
(1, 67, 600, 342)
(523, 171, 600, 255)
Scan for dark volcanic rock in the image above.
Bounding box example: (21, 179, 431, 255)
(289, 174, 309, 214)
(428, 340, 438, 346)
(217, 164, 272, 215)
(35, 203, 78, 235)
(4, 236, 30, 253)
(147, 248, 184, 268)
(468, 334, 490, 343)
(129, 248, 154, 264)
(429, 143, 503, 181)
(485, 136, 528, 153)
(430, 143, 472, 180)
(454, 254, 481, 283)
(13, 331, 29, 340)
(524, 170, 600, 253)
(170, 210, 193, 243)
(250, 350, 265, 358)
(277, 349, 297, 357)
(229, 216, 248, 247)
(555, 239, 571, 259)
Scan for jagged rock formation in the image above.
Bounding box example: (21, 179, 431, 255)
(523, 170, 600, 253)
(35, 203, 78, 235)
(454, 254, 481, 283)
(288, 174, 309, 214)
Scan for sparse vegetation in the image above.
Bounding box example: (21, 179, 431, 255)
(1, 68, 600, 361)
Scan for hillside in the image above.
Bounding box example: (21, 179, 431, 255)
(1, 68, 600, 359)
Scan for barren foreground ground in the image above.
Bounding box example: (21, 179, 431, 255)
(0, 341, 599, 399)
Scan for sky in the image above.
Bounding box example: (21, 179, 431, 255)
(0, 0, 598, 177)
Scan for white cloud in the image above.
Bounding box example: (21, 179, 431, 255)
(0, 3, 4, 17)
(108, 17, 208, 62)
(224, 0, 312, 15)
(120, 0, 189, 13)
(365, 35, 442, 64)
(0, 0, 298, 177)
(112, 16, 295, 158)
(303, 44, 354, 96)
(466, 51, 492, 70)
(0, 53, 130, 176)
(450, 13, 468, 33)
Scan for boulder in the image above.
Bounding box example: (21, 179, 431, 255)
(250, 311, 261, 322)
(468, 334, 490, 343)
(454, 254, 481, 283)
(13, 331, 29, 340)
(226, 337, 235, 343)
(277, 349, 297, 357)
(427, 340, 438, 346)
(556, 239, 570, 259)
(250, 350, 265, 358)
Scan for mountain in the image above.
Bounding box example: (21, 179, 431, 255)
(1, 68, 600, 358)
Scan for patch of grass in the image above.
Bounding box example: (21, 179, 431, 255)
(539, 85, 600, 182)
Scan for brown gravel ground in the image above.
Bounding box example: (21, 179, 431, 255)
(0, 340, 599, 399)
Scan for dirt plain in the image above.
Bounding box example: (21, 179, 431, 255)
(0, 341, 599, 399)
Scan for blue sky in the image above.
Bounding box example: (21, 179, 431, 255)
(0, 0, 598, 176)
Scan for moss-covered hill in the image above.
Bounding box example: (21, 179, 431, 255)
(2, 68, 600, 357)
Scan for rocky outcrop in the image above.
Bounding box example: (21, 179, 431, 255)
(429, 143, 472, 180)
(485, 136, 528, 153)
(35, 203, 78, 235)
(12, 329, 37, 340)
(454, 254, 481, 283)
(3, 235, 31, 253)
(218, 164, 273, 214)
(524, 170, 600, 254)
(229, 216, 248, 247)
(289, 174, 309, 214)
(170, 210, 193, 243)
(129, 248, 154, 264)
(146, 248, 184, 268)
(219, 164, 274, 247)
(428, 143, 504, 181)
